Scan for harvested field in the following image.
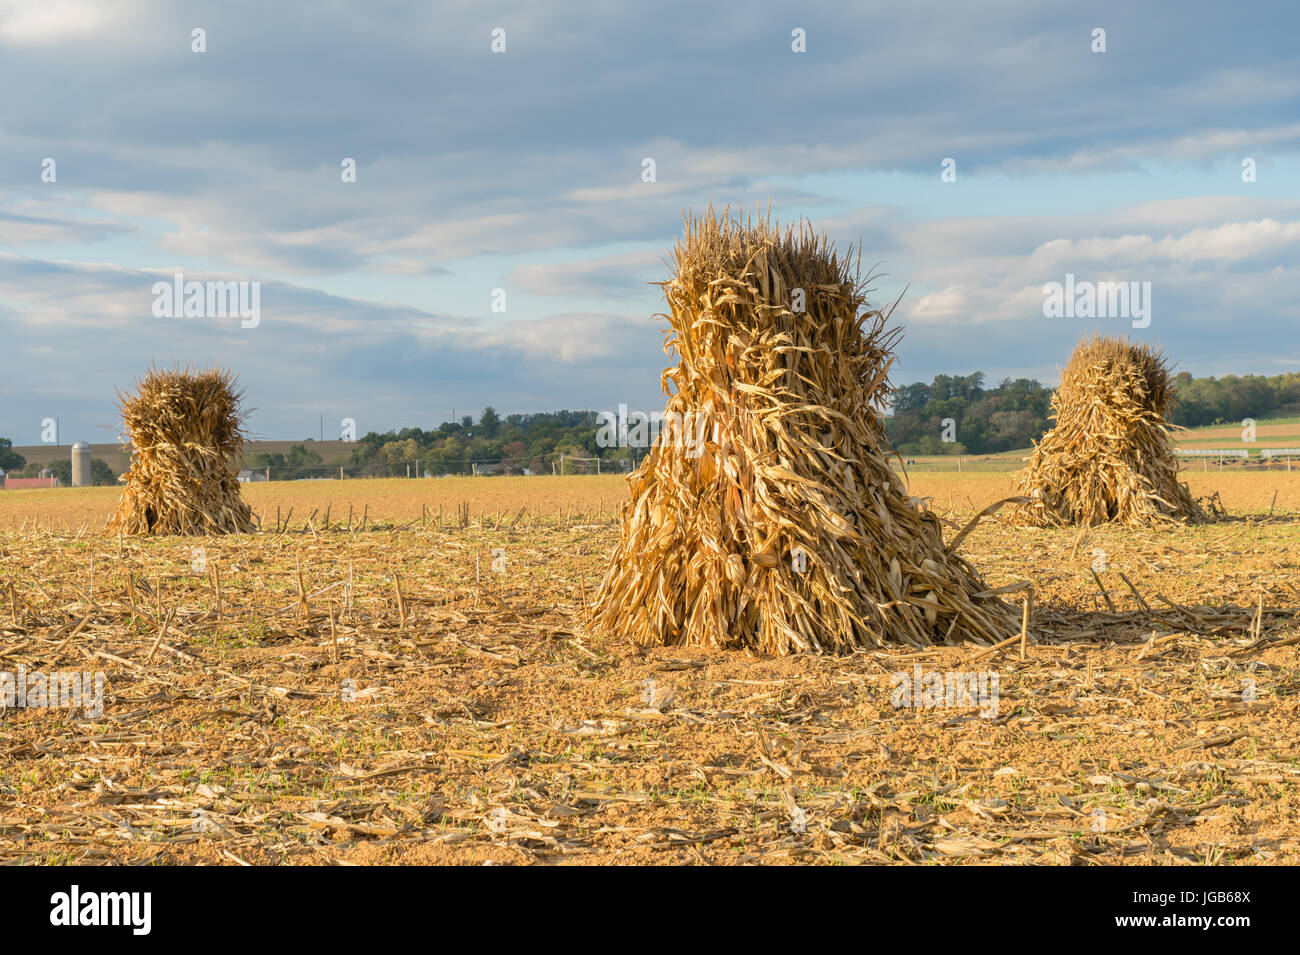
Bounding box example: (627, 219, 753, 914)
(0, 476, 631, 531)
(1178, 419, 1300, 448)
(1, 472, 1299, 864)
(8, 472, 1295, 534)
(902, 472, 1300, 520)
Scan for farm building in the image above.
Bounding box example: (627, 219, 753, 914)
(0, 475, 60, 489)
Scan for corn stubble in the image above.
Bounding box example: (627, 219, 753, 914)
(108, 367, 256, 536)
(590, 209, 1019, 654)
(1014, 336, 1207, 527)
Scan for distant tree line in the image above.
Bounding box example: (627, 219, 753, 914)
(887, 373, 1053, 456)
(346, 408, 620, 476)
(1167, 371, 1300, 428)
(245, 443, 324, 479)
(38, 457, 118, 485)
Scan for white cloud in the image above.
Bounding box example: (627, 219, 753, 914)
(0, 0, 122, 44)
(909, 285, 969, 321)
(1029, 219, 1300, 270)
(508, 250, 665, 299)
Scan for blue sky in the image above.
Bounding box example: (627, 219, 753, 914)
(1, 0, 1298, 443)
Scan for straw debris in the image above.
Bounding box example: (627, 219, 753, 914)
(589, 209, 1020, 654)
(108, 366, 256, 536)
(1013, 336, 1207, 527)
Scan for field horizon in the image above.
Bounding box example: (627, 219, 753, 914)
(7, 412, 1300, 480)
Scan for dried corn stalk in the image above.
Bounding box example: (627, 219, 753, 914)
(589, 209, 1020, 654)
(1013, 336, 1206, 527)
(108, 366, 255, 535)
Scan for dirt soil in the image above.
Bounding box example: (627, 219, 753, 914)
(1, 473, 1298, 865)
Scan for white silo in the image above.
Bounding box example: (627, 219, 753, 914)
(71, 441, 91, 487)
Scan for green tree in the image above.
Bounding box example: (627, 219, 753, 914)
(0, 438, 24, 473)
(285, 444, 322, 468)
(90, 458, 118, 485)
(46, 459, 72, 485)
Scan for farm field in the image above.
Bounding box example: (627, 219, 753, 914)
(0, 476, 631, 531)
(1180, 418, 1300, 448)
(1, 471, 1299, 865)
(3, 471, 1299, 531)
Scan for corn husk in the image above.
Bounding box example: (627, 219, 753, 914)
(108, 366, 255, 535)
(588, 209, 1020, 654)
(1013, 336, 1207, 527)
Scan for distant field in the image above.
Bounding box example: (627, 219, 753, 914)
(0, 475, 632, 530)
(4, 471, 1299, 532)
(894, 450, 1024, 472)
(1185, 415, 1300, 432)
(1173, 417, 1300, 450)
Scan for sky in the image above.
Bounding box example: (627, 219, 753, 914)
(1, 0, 1298, 444)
